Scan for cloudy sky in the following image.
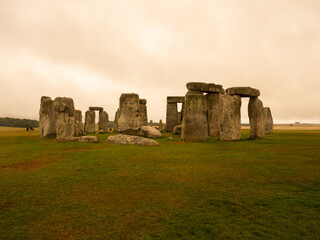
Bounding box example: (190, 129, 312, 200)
(1, 0, 319, 123)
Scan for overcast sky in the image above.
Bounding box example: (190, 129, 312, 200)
(1, 0, 319, 123)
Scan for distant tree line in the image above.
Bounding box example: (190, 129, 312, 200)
(0, 117, 39, 128)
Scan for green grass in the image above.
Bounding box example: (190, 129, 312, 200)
(0, 129, 319, 239)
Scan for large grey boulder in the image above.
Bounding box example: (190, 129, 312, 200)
(139, 99, 148, 126)
(226, 87, 260, 97)
(219, 95, 242, 141)
(98, 111, 109, 133)
(141, 126, 162, 138)
(54, 97, 75, 140)
(186, 82, 223, 93)
(106, 134, 159, 146)
(115, 93, 142, 135)
(206, 93, 222, 137)
(248, 97, 265, 139)
(264, 107, 274, 134)
(39, 96, 56, 137)
(74, 110, 83, 137)
(173, 125, 182, 135)
(166, 102, 178, 132)
(181, 91, 208, 141)
(84, 110, 95, 134)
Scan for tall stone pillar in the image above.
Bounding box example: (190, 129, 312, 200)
(219, 95, 241, 141)
(54, 97, 75, 139)
(206, 92, 222, 137)
(181, 91, 208, 141)
(139, 99, 148, 126)
(99, 111, 109, 133)
(166, 102, 178, 132)
(159, 119, 163, 131)
(263, 107, 273, 134)
(39, 96, 56, 137)
(74, 110, 83, 137)
(85, 110, 95, 134)
(248, 97, 265, 139)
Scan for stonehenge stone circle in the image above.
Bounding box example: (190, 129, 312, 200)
(39, 96, 56, 137)
(219, 95, 242, 141)
(264, 107, 274, 134)
(166, 102, 179, 132)
(141, 126, 162, 138)
(54, 97, 75, 140)
(98, 111, 109, 133)
(226, 87, 260, 97)
(248, 97, 265, 139)
(106, 134, 159, 146)
(206, 92, 222, 137)
(115, 93, 142, 135)
(74, 110, 83, 137)
(139, 99, 148, 126)
(181, 91, 208, 141)
(84, 110, 95, 134)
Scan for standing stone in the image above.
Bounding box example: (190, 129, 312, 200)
(178, 112, 182, 125)
(219, 95, 241, 141)
(264, 107, 274, 134)
(181, 91, 208, 141)
(54, 97, 75, 140)
(85, 110, 95, 134)
(74, 110, 83, 137)
(159, 119, 163, 132)
(140, 99, 148, 126)
(166, 102, 178, 132)
(99, 111, 109, 133)
(115, 93, 142, 135)
(149, 120, 153, 127)
(114, 110, 119, 132)
(39, 96, 56, 137)
(248, 97, 265, 139)
(206, 93, 222, 137)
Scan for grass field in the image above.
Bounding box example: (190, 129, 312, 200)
(0, 127, 319, 239)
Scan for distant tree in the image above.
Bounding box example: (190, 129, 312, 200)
(0, 117, 39, 128)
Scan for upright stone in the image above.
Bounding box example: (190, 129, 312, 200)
(159, 119, 163, 132)
(99, 111, 109, 133)
(264, 107, 274, 134)
(219, 95, 241, 141)
(74, 110, 83, 137)
(166, 102, 178, 132)
(114, 110, 119, 132)
(85, 110, 95, 134)
(116, 93, 142, 135)
(248, 97, 265, 139)
(54, 97, 75, 140)
(149, 120, 153, 127)
(39, 96, 56, 137)
(206, 93, 222, 137)
(140, 99, 148, 126)
(181, 91, 208, 141)
(178, 112, 182, 124)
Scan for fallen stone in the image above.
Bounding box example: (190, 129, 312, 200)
(181, 91, 208, 141)
(106, 134, 159, 146)
(98, 111, 109, 133)
(84, 110, 95, 134)
(78, 136, 98, 143)
(173, 125, 182, 135)
(226, 87, 260, 97)
(141, 126, 162, 138)
(248, 97, 265, 139)
(39, 96, 56, 137)
(186, 82, 223, 93)
(89, 106, 103, 111)
(54, 97, 75, 140)
(219, 95, 242, 141)
(264, 107, 274, 134)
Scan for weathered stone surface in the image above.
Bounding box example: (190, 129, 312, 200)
(114, 110, 119, 132)
(264, 107, 273, 134)
(55, 137, 78, 142)
(159, 119, 164, 132)
(206, 93, 222, 137)
(139, 99, 148, 126)
(219, 95, 241, 141)
(226, 87, 260, 97)
(166, 102, 178, 132)
(84, 110, 95, 134)
(98, 111, 109, 133)
(74, 110, 83, 137)
(181, 91, 208, 141)
(89, 106, 103, 111)
(186, 82, 222, 93)
(39, 96, 56, 137)
(106, 134, 159, 146)
(149, 120, 153, 127)
(139, 99, 147, 105)
(167, 96, 185, 103)
(54, 97, 75, 140)
(115, 93, 142, 135)
(178, 112, 182, 125)
(78, 136, 98, 143)
(141, 126, 162, 138)
(173, 125, 182, 135)
(248, 97, 265, 139)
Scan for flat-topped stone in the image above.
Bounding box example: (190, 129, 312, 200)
(226, 87, 260, 97)
(106, 134, 159, 146)
(139, 99, 147, 105)
(186, 82, 223, 93)
(89, 106, 103, 111)
(167, 96, 185, 103)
